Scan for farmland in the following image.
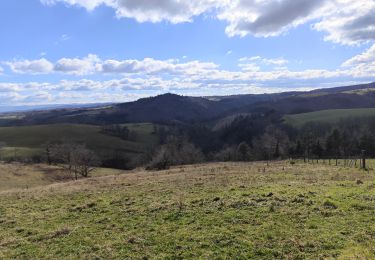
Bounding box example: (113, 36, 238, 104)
(1, 161, 375, 258)
(0, 123, 159, 160)
(283, 108, 375, 127)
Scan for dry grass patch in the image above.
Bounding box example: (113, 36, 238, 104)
(1, 161, 375, 258)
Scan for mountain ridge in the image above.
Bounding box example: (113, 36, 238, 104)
(2, 81, 375, 126)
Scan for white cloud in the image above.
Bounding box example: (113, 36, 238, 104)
(23, 91, 54, 103)
(4, 53, 374, 82)
(41, 0, 375, 45)
(239, 56, 289, 66)
(220, 0, 375, 45)
(238, 63, 260, 72)
(60, 34, 70, 41)
(0, 83, 21, 92)
(4, 55, 218, 76)
(1, 50, 375, 106)
(112, 0, 220, 24)
(313, 0, 375, 45)
(341, 44, 375, 78)
(219, 0, 327, 37)
(41, 0, 220, 23)
(342, 44, 375, 67)
(0, 92, 25, 103)
(54, 54, 100, 75)
(6, 58, 54, 74)
(100, 58, 176, 74)
(40, 0, 110, 11)
(101, 57, 219, 76)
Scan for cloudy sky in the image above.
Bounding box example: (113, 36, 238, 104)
(0, 0, 374, 105)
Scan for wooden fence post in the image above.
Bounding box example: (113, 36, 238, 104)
(361, 150, 366, 170)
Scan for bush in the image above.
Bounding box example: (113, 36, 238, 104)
(147, 137, 204, 170)
(214, 146, 237, 161)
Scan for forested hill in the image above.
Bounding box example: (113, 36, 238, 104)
(1, 81, 375, 126)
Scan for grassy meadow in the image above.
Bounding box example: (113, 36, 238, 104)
(1, 161, 375, 258)
(0, 163, 125, 191)
(283, 108, 375, 127)
(0, 123, 159, 160)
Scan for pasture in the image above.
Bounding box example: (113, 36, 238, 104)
(0, 163, 126, 191)
(283, 108, 375, 127)
(1, 161, 375, 258)
(0, 123, 159, 160)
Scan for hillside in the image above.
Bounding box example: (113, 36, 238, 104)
(283, 108, 375, 127)
(0, 123, 159, 161)
(250, 92, 375, 115)
(1, 82, 375, 126)
(115, 81, 375, 121)
(0, 163, 124, 191)
(1, 161, 375, 258)
(115, 93, 229, 122)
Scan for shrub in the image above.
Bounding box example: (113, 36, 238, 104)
(147, 137, 204, 170)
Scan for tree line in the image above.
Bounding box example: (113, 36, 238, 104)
(2, 111, 375, 174)
(146, 113, 375, 169)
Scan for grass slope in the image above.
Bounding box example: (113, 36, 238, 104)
(0, 123, 158, 160)
(284, 108, 375, 127)
(1, 161, 375, 258)
(0, 163, 126, 191)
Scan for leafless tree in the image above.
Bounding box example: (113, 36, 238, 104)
(71, 146, 100, 179)
(253, 125, 290, 161)
(0, 142, 5, 161)
(147, 137, 204, 170)
(50, 143, 100, 180)
(237, 142, 251, 161)
(214, 146, 237, 162)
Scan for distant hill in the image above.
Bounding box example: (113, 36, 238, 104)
(0, 123, 159, 162)
(2, 81, 375, 126)
(283, 108, 375, 127)
(115, 93, 228, 122)
(0, 103, 112, 114)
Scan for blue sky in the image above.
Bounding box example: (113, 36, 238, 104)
(0, 0, 374, 105)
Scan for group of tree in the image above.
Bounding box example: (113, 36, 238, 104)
(147, 136, 204, 170)
(289, 120, 375, 159)
(4, 112, 375, 173)
(45, 142, 100, 180)
(148, 114, 375, 168)
(101, 124, 138, 141)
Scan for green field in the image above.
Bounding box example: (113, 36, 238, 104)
(0, 123, 159, 160)
(284, 108, 375, 127)
(1, 161, 375, 258)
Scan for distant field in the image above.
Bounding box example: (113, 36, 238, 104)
(0, 163, 126, 191)
(1, 161, 375, 258)
(283, 108, 375, 127)
(0, 123, 159, 160)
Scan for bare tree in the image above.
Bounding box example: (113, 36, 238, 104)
(0, 142, 5, 160)
(50, 143, 75, 175)
(237, 142, 251, 161)
(50, 143, 100, 180)
(253, 125, 290, 161)
(71, 146, 100, 179)
(214, 146, 237, 162)
(44, 142, 53, 165)
(147, 137, 204, 170)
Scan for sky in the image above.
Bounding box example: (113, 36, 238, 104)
(0, 0, 374, 106)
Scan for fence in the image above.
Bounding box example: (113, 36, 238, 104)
(292, 154, 369, 170)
